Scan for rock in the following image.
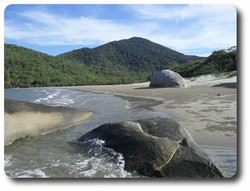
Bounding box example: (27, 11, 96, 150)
(5, 99, 86, 114)
(149, 70, 187, 88)
(78, 117, 223, 178)
(5, 99, 92, 145)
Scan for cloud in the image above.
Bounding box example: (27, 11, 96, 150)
(127, 4, 236, 53)
(4, 5, 236, 55)
(128, 4, 236, 21)
(5, 10, 156, 46)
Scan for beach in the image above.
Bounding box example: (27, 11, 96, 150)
(66, 74, 237, 148)
(4, 75, 237, 178)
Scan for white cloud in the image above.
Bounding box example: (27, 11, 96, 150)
(128, 4, 236, 54)
(4, 5, 236, 56)
(129, 4, 236, 21)
(5, 10, 155, 46)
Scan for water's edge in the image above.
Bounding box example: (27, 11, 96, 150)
(73, 89, 237, 178)
(4, 88, 236, 178)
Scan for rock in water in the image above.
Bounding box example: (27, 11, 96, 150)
(4, 99, 92, 145)
(149, 70, 187, 88)
(78, 117, 223, 178)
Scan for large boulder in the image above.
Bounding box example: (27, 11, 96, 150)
(78, 117, 223, 178)
(5, 99, 92, 145)
(149, 70, 187, 88)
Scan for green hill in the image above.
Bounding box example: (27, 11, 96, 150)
(57, 37, 202, 74)
(5, 37, 204, 88)
(169, 46, 237, 77)
(4, 44, 101, 88)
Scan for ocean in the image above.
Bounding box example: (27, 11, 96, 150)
(4, 88, 237, 178)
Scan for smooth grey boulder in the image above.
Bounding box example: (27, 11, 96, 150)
(78, 117, 223, 178)
(149, 70, 187, 88)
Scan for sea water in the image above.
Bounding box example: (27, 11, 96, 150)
(4, 88, 236, 178)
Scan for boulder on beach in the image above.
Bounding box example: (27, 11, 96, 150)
(78, 117, 223, 178)
(149, 70, 187, 88)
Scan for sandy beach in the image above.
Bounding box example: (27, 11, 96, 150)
(66, 74, 237, 148)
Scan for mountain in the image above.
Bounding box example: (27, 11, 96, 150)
(57, 37, 202, 74)
(4, 37, 205, 88)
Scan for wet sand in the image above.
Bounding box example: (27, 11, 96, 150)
(66, 75, 237, 148)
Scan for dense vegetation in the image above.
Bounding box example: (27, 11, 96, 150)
(4, 44, 102, 88)
(58, 37, 202, 74)
(169, 46, 237, 77)
(4, 37, 236, 88)
(4, 37, 202, 88)
(3, 45, 153, 88)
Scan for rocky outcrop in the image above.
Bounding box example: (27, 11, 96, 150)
(4, 99, 92, 145)
(149, 70, 187, 88)
(78, 117, 223, 178)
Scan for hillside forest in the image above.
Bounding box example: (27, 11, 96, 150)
(4, 37, 237, 88)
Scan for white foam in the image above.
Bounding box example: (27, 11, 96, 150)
(6, 168, 49, 178)
(51, 97, 75, 106)
(125, 101, 131, 109)
(33, 98, 42, 103)
(33, 89, 76, 106)
(4, 155, 13, 167)
(33, 89, 62, 104)
(75, 138, 134, 178)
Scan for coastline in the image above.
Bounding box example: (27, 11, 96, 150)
(65, 74, 237, 148)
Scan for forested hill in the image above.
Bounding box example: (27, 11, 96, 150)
(4, 38, 236, 89)
(5, 42, 186, 88)
(5, 37, 204, 88)
(57, 37, 202, 73)
(4, 44, 101, 88)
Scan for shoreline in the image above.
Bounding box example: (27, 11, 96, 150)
(65, 75, 237, 148)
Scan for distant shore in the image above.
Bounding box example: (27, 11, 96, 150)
(65, 74, 237, 148)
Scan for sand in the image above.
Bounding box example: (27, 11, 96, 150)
(66, 74, 237, 148)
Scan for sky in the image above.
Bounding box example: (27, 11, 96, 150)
(4, 4, 237, 56)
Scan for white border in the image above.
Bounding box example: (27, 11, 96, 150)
(1, 0, 249, 190)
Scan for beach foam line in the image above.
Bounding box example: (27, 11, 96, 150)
(4, 99, 92, 146)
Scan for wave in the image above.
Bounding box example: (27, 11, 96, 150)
(33, 89, 61, 104)
(73, 138, 137, 178)
(6, 168, 49, 178)
(5, 138, 137, 178)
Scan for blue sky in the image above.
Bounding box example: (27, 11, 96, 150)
(4, 4, 236, 56)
